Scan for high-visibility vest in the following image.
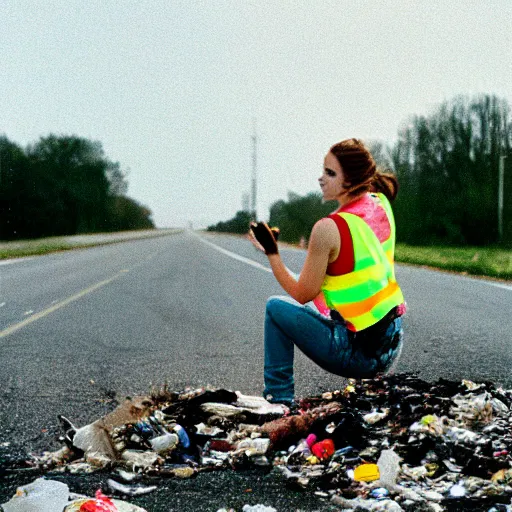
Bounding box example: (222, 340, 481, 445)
(321, 193, 404, 332)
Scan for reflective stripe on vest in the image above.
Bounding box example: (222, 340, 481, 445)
(321, 193, 404, 332)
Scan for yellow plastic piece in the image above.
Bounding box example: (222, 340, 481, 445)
(491, 468, 512, 483)
(353, 463, 380, 482)
(420, 414, 436, 425)
(425, 463, 439, 477)
(306, 455, 320, 465)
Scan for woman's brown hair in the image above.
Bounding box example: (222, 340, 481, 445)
(329, 138, 399, 201)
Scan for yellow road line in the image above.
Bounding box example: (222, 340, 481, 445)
(0, 270, 128, 339)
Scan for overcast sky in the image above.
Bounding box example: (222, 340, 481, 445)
(2, 1, 511, 228)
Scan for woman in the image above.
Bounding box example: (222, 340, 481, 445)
(249, 138, 406, 406)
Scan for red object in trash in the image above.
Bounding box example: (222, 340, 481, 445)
(209, 439, 235, 452)
(311, 439, 335, 460)
(79, 490, 118, 512)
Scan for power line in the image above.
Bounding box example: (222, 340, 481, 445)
(251, 118, 257, 221)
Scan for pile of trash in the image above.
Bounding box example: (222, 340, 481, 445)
(0, 476, 276, 512)
(4, 374, 512, 511)
(1, 479, 147, 511)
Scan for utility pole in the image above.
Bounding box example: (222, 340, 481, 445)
(251, 118, 257, 222)
(498, 155, 507, 242)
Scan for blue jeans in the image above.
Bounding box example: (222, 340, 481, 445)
(263, 296, 404, 403)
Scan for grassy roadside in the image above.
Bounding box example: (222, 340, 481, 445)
(275, 235, 511, 281)
(273, 237, 510, 281)
(395, 243, 512, 281)
(0, 229, 182, 259)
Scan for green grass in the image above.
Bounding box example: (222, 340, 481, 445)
(395, 244, 512, 281)
(0, 229, 182, 259)
(0, 241, 75, 259)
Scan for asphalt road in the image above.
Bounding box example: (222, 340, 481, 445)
(0, 230, 511, 508)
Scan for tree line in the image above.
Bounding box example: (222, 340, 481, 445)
(0, 134, 154, 240)
(208, 94, 512, 246)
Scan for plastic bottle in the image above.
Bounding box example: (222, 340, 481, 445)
(150, 432, 179, 454)
(173, 424, 190, 448)
(377, 449, 401, 488)
(135, 421, 155, 439)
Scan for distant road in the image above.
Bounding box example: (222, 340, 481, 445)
(0, 230, 511, 455)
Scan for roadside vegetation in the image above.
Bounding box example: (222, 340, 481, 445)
(0, 229, 181, 260)
(0, 134, 154, 241)
(395, 244, 511, 280)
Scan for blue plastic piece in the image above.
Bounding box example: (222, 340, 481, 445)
(174, 424, 190, 448)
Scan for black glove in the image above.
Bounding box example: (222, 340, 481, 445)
(250, 222, 279, 255)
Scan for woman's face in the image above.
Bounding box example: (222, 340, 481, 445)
(319, 152, 345, 201)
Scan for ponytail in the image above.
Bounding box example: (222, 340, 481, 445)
(371, 170, 399, 202)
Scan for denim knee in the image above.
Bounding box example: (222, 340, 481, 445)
(266, 295, 295, 316)
(265, 296, 279, 318)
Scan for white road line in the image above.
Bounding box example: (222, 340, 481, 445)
(0, 250, 162, 339)
(194, 233, 272, 273)
(485, 281, 512, 291)
(193, 233, 303, 281)
(0, 257, 34, 265)
(0, 271, 127, 339)
(195, 233, 511, 291)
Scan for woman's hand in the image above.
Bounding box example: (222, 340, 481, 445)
(248, 222, 279, 255)
(247, 228, 265, 253)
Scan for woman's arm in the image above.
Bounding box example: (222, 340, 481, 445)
(251, 219, 336, 304)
